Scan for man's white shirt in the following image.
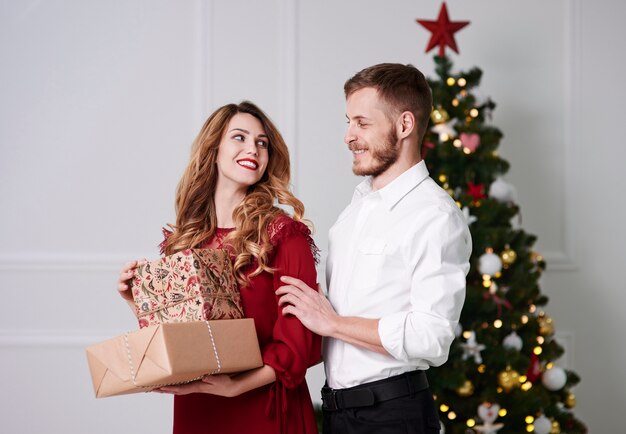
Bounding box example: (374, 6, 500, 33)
(324, 160, 472, 389)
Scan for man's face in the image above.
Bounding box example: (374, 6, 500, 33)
(344, 87, 399, 177)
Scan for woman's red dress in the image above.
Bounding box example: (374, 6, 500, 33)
(172, 216, 321, 434)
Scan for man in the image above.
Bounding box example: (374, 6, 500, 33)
(277, 63, 472, 433)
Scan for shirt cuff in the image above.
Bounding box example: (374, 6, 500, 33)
(378, 311, 410, 361)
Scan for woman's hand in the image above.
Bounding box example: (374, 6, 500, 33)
(155, 374, 241, 397)
(117, 259, 146, 301)
(154, 365, 277, 397)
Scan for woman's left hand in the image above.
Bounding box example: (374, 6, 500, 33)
(155, 374, 240, 397)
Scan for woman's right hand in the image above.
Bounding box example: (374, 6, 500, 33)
(117, 259, 146, 301)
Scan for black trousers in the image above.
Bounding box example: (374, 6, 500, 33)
(322, 372, 441, 434)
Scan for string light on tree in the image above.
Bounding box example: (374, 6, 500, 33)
(431, 107, 450, 124)
(415, 3, 586, 433)
(456, 379, 475, 397)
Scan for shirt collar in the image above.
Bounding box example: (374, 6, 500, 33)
(354, 160, 430, 210)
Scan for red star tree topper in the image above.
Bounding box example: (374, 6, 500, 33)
(417, 2, 470, 56)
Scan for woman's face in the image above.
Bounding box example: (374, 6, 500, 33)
(216, 113, 269, 193)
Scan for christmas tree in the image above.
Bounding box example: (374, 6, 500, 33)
(418, 4, 587, 434)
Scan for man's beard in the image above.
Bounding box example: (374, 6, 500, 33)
(352, 128, 399, 177)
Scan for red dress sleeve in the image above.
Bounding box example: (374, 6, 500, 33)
(261, 218, 322, 389)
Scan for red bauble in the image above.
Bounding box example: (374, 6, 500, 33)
(416, 2, 470, 56)
(526, 352, 542, 383)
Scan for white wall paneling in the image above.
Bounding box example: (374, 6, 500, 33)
(2, 0, 625, 432)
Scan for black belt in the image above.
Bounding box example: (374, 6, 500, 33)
(321, 370, 429, 411)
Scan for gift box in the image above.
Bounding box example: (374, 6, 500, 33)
(86, 319, 263, 398)
(131, 248, 244, 327)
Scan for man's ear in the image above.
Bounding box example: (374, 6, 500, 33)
(398, 111, 415, 138)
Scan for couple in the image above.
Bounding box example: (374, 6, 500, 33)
(117, 63, 472, 434)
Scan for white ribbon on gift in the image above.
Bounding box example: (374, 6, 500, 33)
(123, 320, 222, 388)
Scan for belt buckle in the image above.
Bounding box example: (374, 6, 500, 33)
(322, 389, 339, 411)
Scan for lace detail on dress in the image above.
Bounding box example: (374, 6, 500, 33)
(208, 227, 235, 249)
(268, 215, 320, 264)
(158, 227, 234, 255)
(159, 218, 319, 263)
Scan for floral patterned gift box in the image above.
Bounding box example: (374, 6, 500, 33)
(131, 249, 244, 327)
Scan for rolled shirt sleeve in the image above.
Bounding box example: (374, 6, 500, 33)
(378, 206, 471, 364)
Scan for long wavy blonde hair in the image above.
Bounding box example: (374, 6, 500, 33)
(163, 101, 307, 285)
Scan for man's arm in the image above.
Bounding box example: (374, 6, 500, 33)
(276, 276, 389, 355)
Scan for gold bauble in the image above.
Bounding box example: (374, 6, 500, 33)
(500, 248, 517, 266)
(431, 107, 450, 124)
(551, 420, 561, 433)
(564, 392, 576, 408)
(530, 251, 545, 267)
(538, 315, 555, 336)
(456, 380, 474, 397)
(498, 366, 520, 392)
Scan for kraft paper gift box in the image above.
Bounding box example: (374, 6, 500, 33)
(86, 319, 263, 398)
(131, 249, 244, 327)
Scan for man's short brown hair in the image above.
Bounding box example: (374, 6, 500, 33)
(344, 63, 433, 145)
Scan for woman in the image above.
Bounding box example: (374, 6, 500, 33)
(117, 101, 321, 434)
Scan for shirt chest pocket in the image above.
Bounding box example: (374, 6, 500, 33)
(358, 237, 387, 255)
(352, 237, 390, 294)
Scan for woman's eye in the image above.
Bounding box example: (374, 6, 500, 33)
(257, 141, 269, 149)
(233, 134, 245, 141)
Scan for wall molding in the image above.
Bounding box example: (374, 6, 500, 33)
(544, 0, 581, 272)
(0, 330, 125, 348)
(1, 329, 575, 373)
(277, 0, 299, 194)
(0, 253, 146, 272)
(554, 330, 574, 370)
(193, 0, 212, 125)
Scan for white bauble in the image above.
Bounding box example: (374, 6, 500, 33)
(477, 402, 500, 424)
(502, 331, 523, 351)
(478, 252, 503, 276)
(489, 178, 516, 203)
(542, 366, 567, 391)
(439, 420, 445, 434)
(533, 415, 552, 434)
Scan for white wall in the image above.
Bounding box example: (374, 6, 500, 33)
(1, 0, 624, 432)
